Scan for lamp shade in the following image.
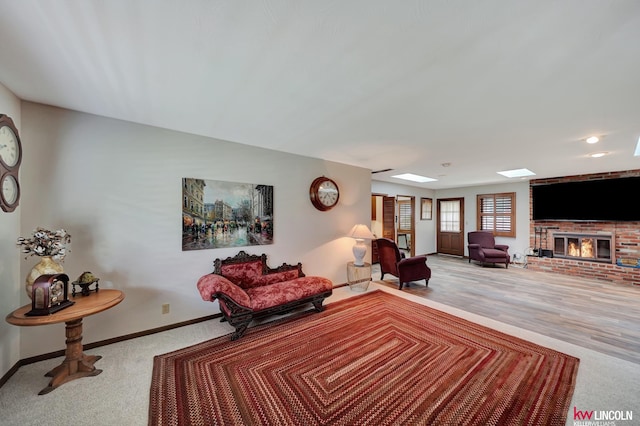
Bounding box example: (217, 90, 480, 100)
(348, 224, 375, 240)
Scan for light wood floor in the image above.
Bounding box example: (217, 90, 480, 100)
(373, 255, 640, 365)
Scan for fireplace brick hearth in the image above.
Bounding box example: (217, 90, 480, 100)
(528, 170, 640, 287)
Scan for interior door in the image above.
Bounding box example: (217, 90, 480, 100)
(382, 196, 395, 241)
(437, 197, 465, 256)
(370, 194, 395, 264)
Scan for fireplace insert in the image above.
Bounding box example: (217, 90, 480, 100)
(553, 233, 613, 263)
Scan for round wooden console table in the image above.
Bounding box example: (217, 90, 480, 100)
(5, 289, 125, 395)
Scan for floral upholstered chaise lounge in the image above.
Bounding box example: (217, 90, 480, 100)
(197, 251, 333, 340)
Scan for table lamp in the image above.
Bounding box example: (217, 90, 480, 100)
(348, 224, 375, 266)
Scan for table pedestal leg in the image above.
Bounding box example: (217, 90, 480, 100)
(39, 318, 102, 395)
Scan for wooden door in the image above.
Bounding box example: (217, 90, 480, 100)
(371, 195, 397, 264)
(437, 197, 465, 256)
(382, 196, 395, 240)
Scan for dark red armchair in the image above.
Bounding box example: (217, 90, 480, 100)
(375, 238, 431, 290)
(467, 231, 510, 268)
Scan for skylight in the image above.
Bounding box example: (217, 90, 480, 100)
(586, 136, 599, 144)
(497, 168, 536, 178)
(391, 173, 437, 183)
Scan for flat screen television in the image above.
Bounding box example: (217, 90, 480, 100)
(531, 176, 640, 221)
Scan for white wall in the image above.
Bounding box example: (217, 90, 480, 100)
(371, 180, 437, 255)
(0, 84, 22, 377)
(16, 102, 371, 358)
(1, 100, 533, 369)
(436, 181, 531, 257)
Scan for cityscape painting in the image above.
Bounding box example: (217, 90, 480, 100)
(182, 178, 273, 251)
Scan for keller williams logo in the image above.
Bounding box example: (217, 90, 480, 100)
(573, 406, 633, 425)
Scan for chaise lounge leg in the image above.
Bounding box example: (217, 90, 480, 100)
(228, 314, 252, 341)
(312, 299, 326, 312)
(231, 322, 249, 341)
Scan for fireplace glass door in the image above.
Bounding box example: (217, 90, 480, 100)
(596, 239, 611, 260)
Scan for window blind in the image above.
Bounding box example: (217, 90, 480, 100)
(477, 193, 515, 237)
(398, 200, 412, 232)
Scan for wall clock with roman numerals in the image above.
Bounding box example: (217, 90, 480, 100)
(0, 114, 22, 213)
(309, 176, 339, 211)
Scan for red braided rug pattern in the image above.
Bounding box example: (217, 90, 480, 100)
(149, 290, 579, 425)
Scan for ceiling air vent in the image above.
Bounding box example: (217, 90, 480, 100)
(371, 169, 393, 174)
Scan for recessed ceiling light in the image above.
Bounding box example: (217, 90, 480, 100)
(590, 152, 608, 158)
(586, 136, 599, 144)
(635, 136, 640, 157)
(391, 173, 437, 183)
(497, 168, 536, 178)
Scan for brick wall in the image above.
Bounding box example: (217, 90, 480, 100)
(527, 169, 640, 286)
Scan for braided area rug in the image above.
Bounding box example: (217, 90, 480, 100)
(149, 290, 579, 425)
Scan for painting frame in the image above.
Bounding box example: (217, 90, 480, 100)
(420, 197, 433, 220)
(182, 178, 273, 251)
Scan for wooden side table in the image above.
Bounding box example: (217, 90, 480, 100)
(6, 289, 125, 395)
(346, 261, 372, 292)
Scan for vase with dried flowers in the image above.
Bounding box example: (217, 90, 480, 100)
(17, 227, 71, 299)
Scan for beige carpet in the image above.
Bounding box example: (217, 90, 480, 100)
(0, 285, 638, 426)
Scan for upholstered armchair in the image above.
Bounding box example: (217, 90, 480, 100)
(467, 231, 510, 268)
(375, 238, 431, 290)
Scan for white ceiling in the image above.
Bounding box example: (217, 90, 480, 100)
(1, 1, 639, 189)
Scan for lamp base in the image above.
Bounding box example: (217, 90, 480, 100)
(352, 239, 367, 266)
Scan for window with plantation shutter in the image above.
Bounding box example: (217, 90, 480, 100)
(398, 200, 412, 232)
(477, 193, 516, 237)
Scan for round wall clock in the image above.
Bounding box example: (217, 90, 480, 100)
(1, 173, 19, 210)
(0, 114, 22, 213)
(309, 176, 340, 211)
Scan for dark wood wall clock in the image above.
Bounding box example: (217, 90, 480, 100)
(309, 176, 339, 211)
(0, 114, 22, 213)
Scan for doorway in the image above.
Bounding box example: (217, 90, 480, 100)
(371, 194, 415, 262)
(396, 195, 415, 257)
(437, 197, 465, 256)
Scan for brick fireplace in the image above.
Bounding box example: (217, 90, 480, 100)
(527, 170, 640, 286)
